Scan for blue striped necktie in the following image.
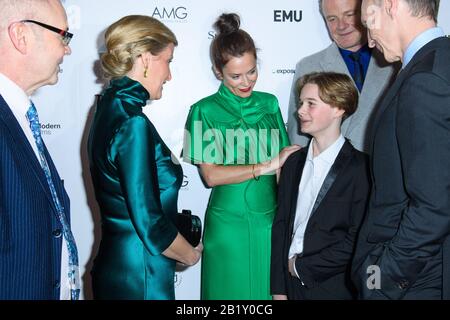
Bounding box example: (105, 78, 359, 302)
(26, 102, 80, 300)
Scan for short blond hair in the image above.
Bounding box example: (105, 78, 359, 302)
(296, 72, 358, 117)
(101, 15, 177, 78)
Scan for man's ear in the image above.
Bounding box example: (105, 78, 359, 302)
(385, 0, 399, 19)
(212, 66, 223, 80)
(8, 22, 29, 54)
(334, 107, 345, 119)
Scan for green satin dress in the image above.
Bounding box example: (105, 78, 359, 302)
(184, 84, 289, 299)
(88, 76, 181, 300)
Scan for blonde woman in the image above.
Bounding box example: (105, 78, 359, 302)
(88, 15, 202, 300)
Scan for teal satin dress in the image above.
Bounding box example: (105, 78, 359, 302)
(88, 76, 182, 300)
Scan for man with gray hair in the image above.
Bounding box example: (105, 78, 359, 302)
(0, 0, 78, 299)
(352, 0, 450, 299)
(287, 0, 398, 152)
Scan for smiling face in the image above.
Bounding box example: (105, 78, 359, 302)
(30, 0, 71, 88)
(298, 83, 344, 138)
(219, 51, 258, 98)
(322, 0, 366, 52)
(361, 0, 402, 62)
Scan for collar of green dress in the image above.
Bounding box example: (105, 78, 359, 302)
(216, 83, 278, 122)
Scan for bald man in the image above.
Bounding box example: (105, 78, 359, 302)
(353, 0, 450, 300)
(0, 0, 78, 299)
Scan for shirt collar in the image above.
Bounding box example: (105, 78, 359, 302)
(0, 72, 31, 118)
(403, 27, 445, 68)
(339, 44, 371, 59)
(306, 134, 345, 165)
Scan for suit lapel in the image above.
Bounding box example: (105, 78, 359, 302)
(321, 43, 350, 76)
(0, 96, 58, 214)
(42, 141, 70, 222)
(368, 68, 407, 151)
(368, 37, 446, 152)
(345, 49, 396, 137)
(287, 149, 307, 236)
(309, 141, 354, 219)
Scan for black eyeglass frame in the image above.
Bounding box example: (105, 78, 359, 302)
(21, 19, 73, 45)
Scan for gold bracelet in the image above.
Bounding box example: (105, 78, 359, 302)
(252, 164, 260, 181)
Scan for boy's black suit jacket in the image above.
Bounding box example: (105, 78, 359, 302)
(271, 140, 370, 299)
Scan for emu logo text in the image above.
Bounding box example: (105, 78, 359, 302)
(274, 10, 303, 22)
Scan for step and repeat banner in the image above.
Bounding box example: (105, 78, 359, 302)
(32, 0, 450, 299)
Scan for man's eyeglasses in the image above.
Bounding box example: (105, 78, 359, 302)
(21, 19, 73, 46)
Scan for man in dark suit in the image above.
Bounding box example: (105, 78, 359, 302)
(271, 72, 371, 300)
(0, 0, 78, 299)
(352, 0, 450, 299)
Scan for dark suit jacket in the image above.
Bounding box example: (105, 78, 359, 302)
(0, 95, 69, 299)
(352, 36, 450, 300)
(271, 140, 370, 299)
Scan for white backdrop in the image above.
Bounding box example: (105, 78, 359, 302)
(31, 0, 450, 299)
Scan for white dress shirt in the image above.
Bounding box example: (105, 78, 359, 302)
(289, 134, 345, 259)
(0, 72, 70, 300)
(403, 27, 445, 68)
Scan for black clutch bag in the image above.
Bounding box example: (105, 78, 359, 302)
(175, 209, 202, 247)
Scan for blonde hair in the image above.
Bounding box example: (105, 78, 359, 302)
(296, 72, 358, 117)
(101, 15, 177, 78)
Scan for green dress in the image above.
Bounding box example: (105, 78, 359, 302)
(184, 84, 289, 299)
(88, 76, 181, 300)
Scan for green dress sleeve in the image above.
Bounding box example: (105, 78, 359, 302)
(112, 116, 177, 255)
(275, 107, 291, 150)
(183, 104, 226, 165)
(183, 91, 291, 165)
(253, 96, 290, 162)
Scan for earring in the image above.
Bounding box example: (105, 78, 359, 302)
(144, 67, 148, 78)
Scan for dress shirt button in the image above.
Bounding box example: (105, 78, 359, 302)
(52, 229, 62, 238)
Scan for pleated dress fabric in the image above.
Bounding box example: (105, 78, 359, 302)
(184, 84, 289, 299)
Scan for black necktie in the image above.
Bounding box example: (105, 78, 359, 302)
(349, 52, 365, 92)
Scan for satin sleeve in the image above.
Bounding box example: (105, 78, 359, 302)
(111, 116, 177, 255)
(183, 102, 291, 165)
(274, 106, 291, 150)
